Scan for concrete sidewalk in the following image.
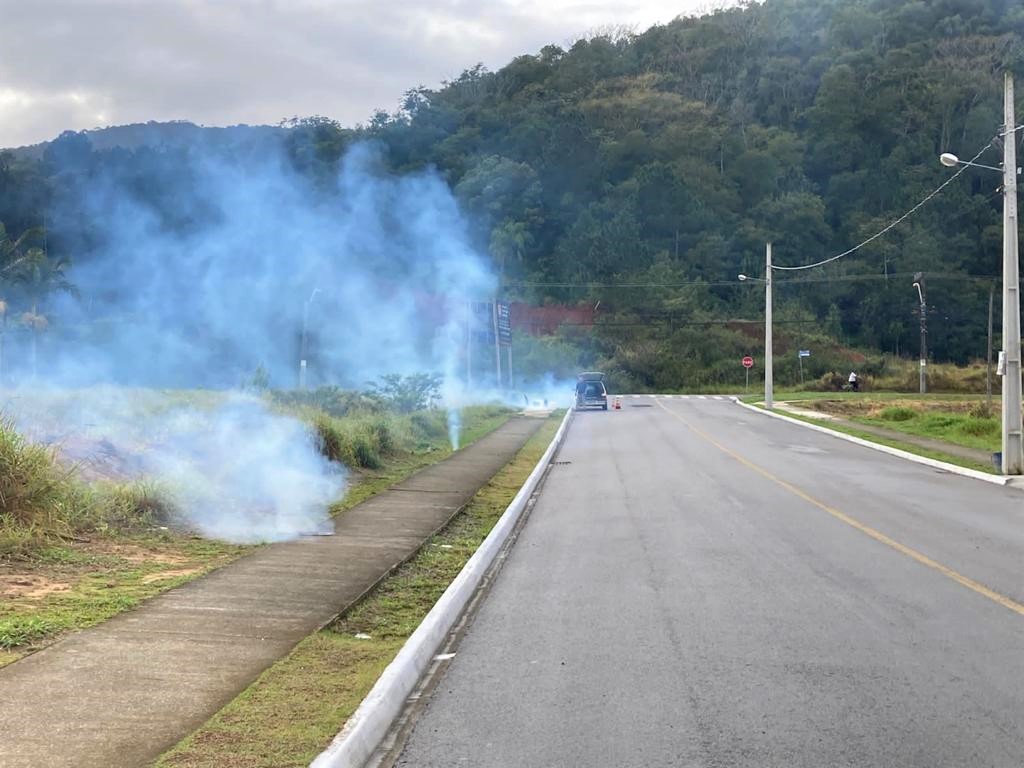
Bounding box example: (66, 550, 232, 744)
(0, 416, 544, 768)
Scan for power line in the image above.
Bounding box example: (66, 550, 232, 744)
(505, 279, 739, 288)
(773, 138, 998, 271)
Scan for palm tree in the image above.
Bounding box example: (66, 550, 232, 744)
(12, 246, 77, 380)
(0, 224, 45, 383)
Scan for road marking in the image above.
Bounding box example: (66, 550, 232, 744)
(654, 399, 1024, 619)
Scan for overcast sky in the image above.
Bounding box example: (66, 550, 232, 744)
(0, 0, 721, 149)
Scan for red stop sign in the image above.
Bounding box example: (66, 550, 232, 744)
(742, 356, 754, 369)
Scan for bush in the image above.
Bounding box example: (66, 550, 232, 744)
(958, 417, 999, 437)
(272, 387, 382, 417)
(313, 414, 384, 469)
(969, 401, 993, 419)
(879, 406, 917, 422)
(366, 373, 442, 413)
(313, 414, 347, 464)
(0, 420, 78, 535)
(95, 481, 177, 529)
(409, 411, 446, 442)
(371, 418, 394, 455)
(350, 433, 381, 469)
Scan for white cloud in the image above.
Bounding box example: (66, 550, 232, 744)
(0, 0, 718, 148)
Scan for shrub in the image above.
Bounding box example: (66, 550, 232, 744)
(350, 433, 381, 469)
(409, 411, 446, 442)
(0, 420, 78, 535)
(969, 401, 993, 419)
(313, 414, 346, 464)
(371, 418, 395, 455)
(921, 413, 959, 430)
(95, 481, 178, 530)
(366, 373, 442, 413)
(958, 417, 999, 437)
(273, 387, 381, 417)
(879, 406, 917, 422)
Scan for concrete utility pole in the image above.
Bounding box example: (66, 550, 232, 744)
(1001, 71, 1023, 474)
(765, 242, 773, 410)
(913, 275, 927, 394)
(298, 288, 320, 390)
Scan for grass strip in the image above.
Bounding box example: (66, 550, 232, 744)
(153, 412, 563, 768)
(0, 536, 247, 665)
(739, 391, 990, 405)
(0, 408, 513, 667)
(764, 407, 997, 474)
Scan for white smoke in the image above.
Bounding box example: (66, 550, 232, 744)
(7, 138, 498, 541)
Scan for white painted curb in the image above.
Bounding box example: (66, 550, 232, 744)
(310, 409, 573, 768)
(732, 398, 1019, 488)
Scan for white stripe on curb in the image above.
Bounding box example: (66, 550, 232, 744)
(732, 398, 1021, 489)
(310, 409, 574, 768)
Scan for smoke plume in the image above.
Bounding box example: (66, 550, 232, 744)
(7, 137, 496, 541)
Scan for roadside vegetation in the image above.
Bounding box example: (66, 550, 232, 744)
(768, 406, 996, 475)
(750, 392, 1001, 473)
(0, 380, 513, 667)
(154, 412, 562, 768)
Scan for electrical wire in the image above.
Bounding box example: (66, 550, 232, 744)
(772, 138, 998, 271)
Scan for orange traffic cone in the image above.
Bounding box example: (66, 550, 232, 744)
(614, 396, 622, 410)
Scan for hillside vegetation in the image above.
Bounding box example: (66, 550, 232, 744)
(1, 0, 1023, 390)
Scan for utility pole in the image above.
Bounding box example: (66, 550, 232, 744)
(765, 242, 773, 410)
(1001, 71, 1023, 474)
(298, 288, 320, 390)
(913, 274, 926, 394)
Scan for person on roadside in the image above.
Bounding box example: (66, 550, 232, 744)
(848, 371, 859, 392)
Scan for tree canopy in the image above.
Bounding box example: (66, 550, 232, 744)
(2, 0, 1023, 389)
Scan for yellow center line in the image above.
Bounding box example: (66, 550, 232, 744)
(655, 398, 1024, 618)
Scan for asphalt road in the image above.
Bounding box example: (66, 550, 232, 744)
(396, 395, 1024, 768)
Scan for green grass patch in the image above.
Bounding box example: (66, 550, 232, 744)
(878, 406, 917, 422)
(742, 391, 989, 405)
(154, 412, 564, 768)
(0, 535, 249, 666)
(855, 411, 1000, 454)
(766, 407, 996, 474)
(0, 393, 514, 663)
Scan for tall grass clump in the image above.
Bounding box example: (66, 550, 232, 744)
(0, 419, 180, 556)
(0, 420, 80, 546)
(878, 406, 917, 422)
(313, 414, 391, 470)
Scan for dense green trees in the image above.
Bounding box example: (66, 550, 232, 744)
(2, 0, 1023, 389)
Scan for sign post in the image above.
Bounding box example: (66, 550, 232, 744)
(798, 349, 810, 385)
(496, 302, 512, 388)
(742, 355, 754, 393)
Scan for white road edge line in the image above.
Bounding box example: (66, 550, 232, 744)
(310, 409, 574, 768)
(732, 398, 1022, 489)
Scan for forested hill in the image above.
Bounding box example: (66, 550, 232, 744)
(365, 0, 1024, 373)
(2, 0, 1024, 389)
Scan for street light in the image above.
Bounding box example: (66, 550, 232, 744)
(737, 242, 774, 409)
(299, 287, 321, 390)
(939, 152, 1004, 173)
(940, 71, 1022, 474)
